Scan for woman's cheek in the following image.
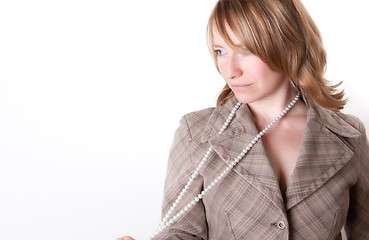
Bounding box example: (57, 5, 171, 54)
(217, 61, 227, 79)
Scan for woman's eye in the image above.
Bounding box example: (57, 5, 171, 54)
(214, 49, 225, 57)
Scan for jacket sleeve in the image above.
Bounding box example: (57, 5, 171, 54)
(346, 121, 369, 239)
(152, 116, 208, 240)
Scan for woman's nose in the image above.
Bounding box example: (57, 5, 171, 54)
(224, 55, 243, 80)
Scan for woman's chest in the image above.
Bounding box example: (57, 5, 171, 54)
(261, 124, 305, 194)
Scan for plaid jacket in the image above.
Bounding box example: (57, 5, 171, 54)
(154, 96, 369, 239)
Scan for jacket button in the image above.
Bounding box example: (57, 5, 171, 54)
(276, 221, 286, 230)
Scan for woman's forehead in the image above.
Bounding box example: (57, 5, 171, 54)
(212, 23, 246, 48)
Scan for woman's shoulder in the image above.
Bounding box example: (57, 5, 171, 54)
(308, 100, 364, 139)
(302, 93, 366, 138)
(180, 97, 240, 129)
(326, 109, 366, 138)
(179, 107, 216, 139)
(183, 107, 216, 123)
(335, 111, 367, 135)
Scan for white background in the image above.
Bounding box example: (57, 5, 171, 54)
(0, 1, 368, 239)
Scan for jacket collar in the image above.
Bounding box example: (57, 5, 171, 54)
(301, 91, 360, 138)
(200, 95, 361, 210)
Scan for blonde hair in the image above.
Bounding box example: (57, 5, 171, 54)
(207, 0, 346, 111)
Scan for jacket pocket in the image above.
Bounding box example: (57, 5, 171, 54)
(225, 211, 237, 240)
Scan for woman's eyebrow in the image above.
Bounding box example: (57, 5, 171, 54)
(213, 43, 246, 49)
(213, 44, 224, 48)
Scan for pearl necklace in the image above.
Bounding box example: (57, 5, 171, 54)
(151, 92, 300, 239)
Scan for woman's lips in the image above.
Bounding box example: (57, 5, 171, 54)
(230, 84, 253, 92)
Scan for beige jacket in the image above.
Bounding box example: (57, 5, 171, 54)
(154, 96, 369, 239)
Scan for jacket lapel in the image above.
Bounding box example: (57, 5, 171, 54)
(201, 97, 285, 210)
(201, 96, 362, 212)
(285, 101, 361, 210)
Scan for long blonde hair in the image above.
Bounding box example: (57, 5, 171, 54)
(207, 0, 346, 111)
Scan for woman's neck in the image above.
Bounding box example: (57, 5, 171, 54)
(247, 87, 301, 127)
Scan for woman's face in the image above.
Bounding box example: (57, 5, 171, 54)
(212, 25, 290, 105)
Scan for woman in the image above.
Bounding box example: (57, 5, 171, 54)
(120, 0, 369, 239)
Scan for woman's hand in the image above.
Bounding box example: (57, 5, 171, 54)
(116, 236, 135, 240)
